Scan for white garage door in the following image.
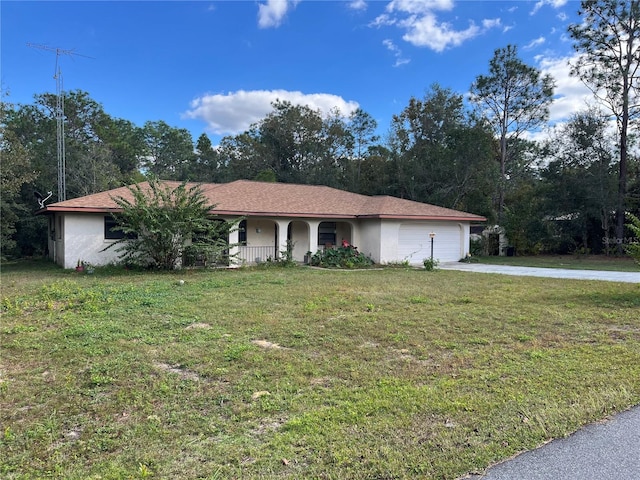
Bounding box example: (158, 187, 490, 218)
(398, 223, 462, 264)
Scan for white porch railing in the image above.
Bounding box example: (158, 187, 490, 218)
(237, 245, 279, 264)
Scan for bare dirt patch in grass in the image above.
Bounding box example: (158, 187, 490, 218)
(184, 322, 211, 330)
(252, 339, 289, 350)
(153, 362, 201, 381)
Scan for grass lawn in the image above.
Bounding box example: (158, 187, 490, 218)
(2, 260, 640, 479)
(476, 254, 639, 272)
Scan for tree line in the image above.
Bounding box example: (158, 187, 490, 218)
(2, 0, 638, 259)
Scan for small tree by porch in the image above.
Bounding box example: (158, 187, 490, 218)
(105, 179, 236, 269)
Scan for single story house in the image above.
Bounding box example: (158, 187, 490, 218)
(37, 179, 486, 269)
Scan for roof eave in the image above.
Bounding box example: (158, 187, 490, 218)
(37, 206, 122, 215)
(38, 207, 486, 223)
(212, 210, 357, 219)
(358, 214, 487, 221)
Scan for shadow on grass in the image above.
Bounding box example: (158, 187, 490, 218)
(1, 257, 142, 278)
(567, 290, 640, 309)
(1, 257, 63, 274)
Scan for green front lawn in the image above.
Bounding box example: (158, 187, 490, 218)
(2, 261, 639, 479)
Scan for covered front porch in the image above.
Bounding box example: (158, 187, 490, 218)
(231, 218, 355, 265)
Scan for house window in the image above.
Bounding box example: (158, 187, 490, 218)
(238, 220, 247, 245)
(318, 222, 336, 246)
(104, 216, 130, 240)
(49, 216, 56, 240)
(57, 216, 62, 240)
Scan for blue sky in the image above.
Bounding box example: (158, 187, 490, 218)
(2, 0, 590, 145)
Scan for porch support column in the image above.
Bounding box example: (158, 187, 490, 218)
(275, 219, 290, 259)
(307, 220, 321, 254)
(228, 219, 240, 268)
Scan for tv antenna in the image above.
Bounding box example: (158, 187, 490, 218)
(27, 43, 92, 201)
(34, 190, 53, 209)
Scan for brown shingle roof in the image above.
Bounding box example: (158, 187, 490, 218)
(41, 180, 485, 221)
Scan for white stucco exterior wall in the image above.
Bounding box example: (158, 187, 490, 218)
(378, 220, 403, 265)
(356, 219, 382, 263)
(59, 213, 125, 269)
(289, 221, 309, 261)
(247, 219, 276, 248)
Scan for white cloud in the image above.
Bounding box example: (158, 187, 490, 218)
(538, 54, 593, 123)
(373, 1, 501, 52)
(524, 36, 546, 50)
(523, 52, 625, 144)
(482, 18, 502, 29)
(386, 0, 454, 14)
(400, 13, 480, 52)
(521, 53, 593, 142)
(348, 0, 368, 11)
(183, 90, 360, 136)
(257, 0, 299, 29)
(370, 13, 395, 28)
(531, 0, 568, 15)
(383, 39, 410, 67)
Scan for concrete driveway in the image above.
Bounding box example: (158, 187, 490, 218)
(440, 262, 640, 283)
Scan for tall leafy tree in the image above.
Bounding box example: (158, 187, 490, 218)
(445, 122, 499, 217)
(358, 145, 395, 196)
(96, 117, 146, 177)
(142, 120, 195, 180)
(45, 90, 122, 198)
(6, 90, 141, 199)
(67, 142, 122, 197)
(569, 0, 640, 252)
(625, 212, 640, 263)
(192, 133, 221, 182)
(388, 84, 497, 214)
(540, 109, 617, 253)
(5, 96, 57, 198)
(218, 130, 266, 181)
(627, 155, 640, 214)
(0, 99, 37, 258)
(256, 100, 325, 184)
(501, 174, 548, 255)
(4, 96, 61, 256)
(346, 108, 378, 192)
(313, 107, 352, 188)
(470, 45, 555, 223)
(499, 137, 550, 253)
(389, 85, 463, 201)
(3, 90, 148, 256)
(213, 101, 375, 188)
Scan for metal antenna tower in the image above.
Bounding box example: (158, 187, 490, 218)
(27, 43, 91, 201)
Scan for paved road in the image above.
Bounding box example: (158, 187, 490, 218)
(461, 405, 640, 479)
(447, 263, 640, 479)
(440, 263, 640, 283)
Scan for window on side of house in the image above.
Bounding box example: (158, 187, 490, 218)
(49, 216, 56, 240)
(238, 220, 247, 245)
(104, 215, 127, 240)
(318, 222, 336, 247)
